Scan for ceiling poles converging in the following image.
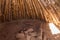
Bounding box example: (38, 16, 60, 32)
(38, 0, 60, 25)
(0, 0, 60, 35)
(38, 0, 60, 35)
(0, 0, 60, 23)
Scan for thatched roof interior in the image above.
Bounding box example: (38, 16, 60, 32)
(0, 0, 60, 40)
(0, 0, 60, 23)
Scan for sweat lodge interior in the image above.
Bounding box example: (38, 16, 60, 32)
(0, 0, 60, 40)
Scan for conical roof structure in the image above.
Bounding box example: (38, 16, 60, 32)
(0, 0, 60, 25)
(0, 0, 60, 40)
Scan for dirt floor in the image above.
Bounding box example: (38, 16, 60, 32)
(0, 19, 60, 40)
